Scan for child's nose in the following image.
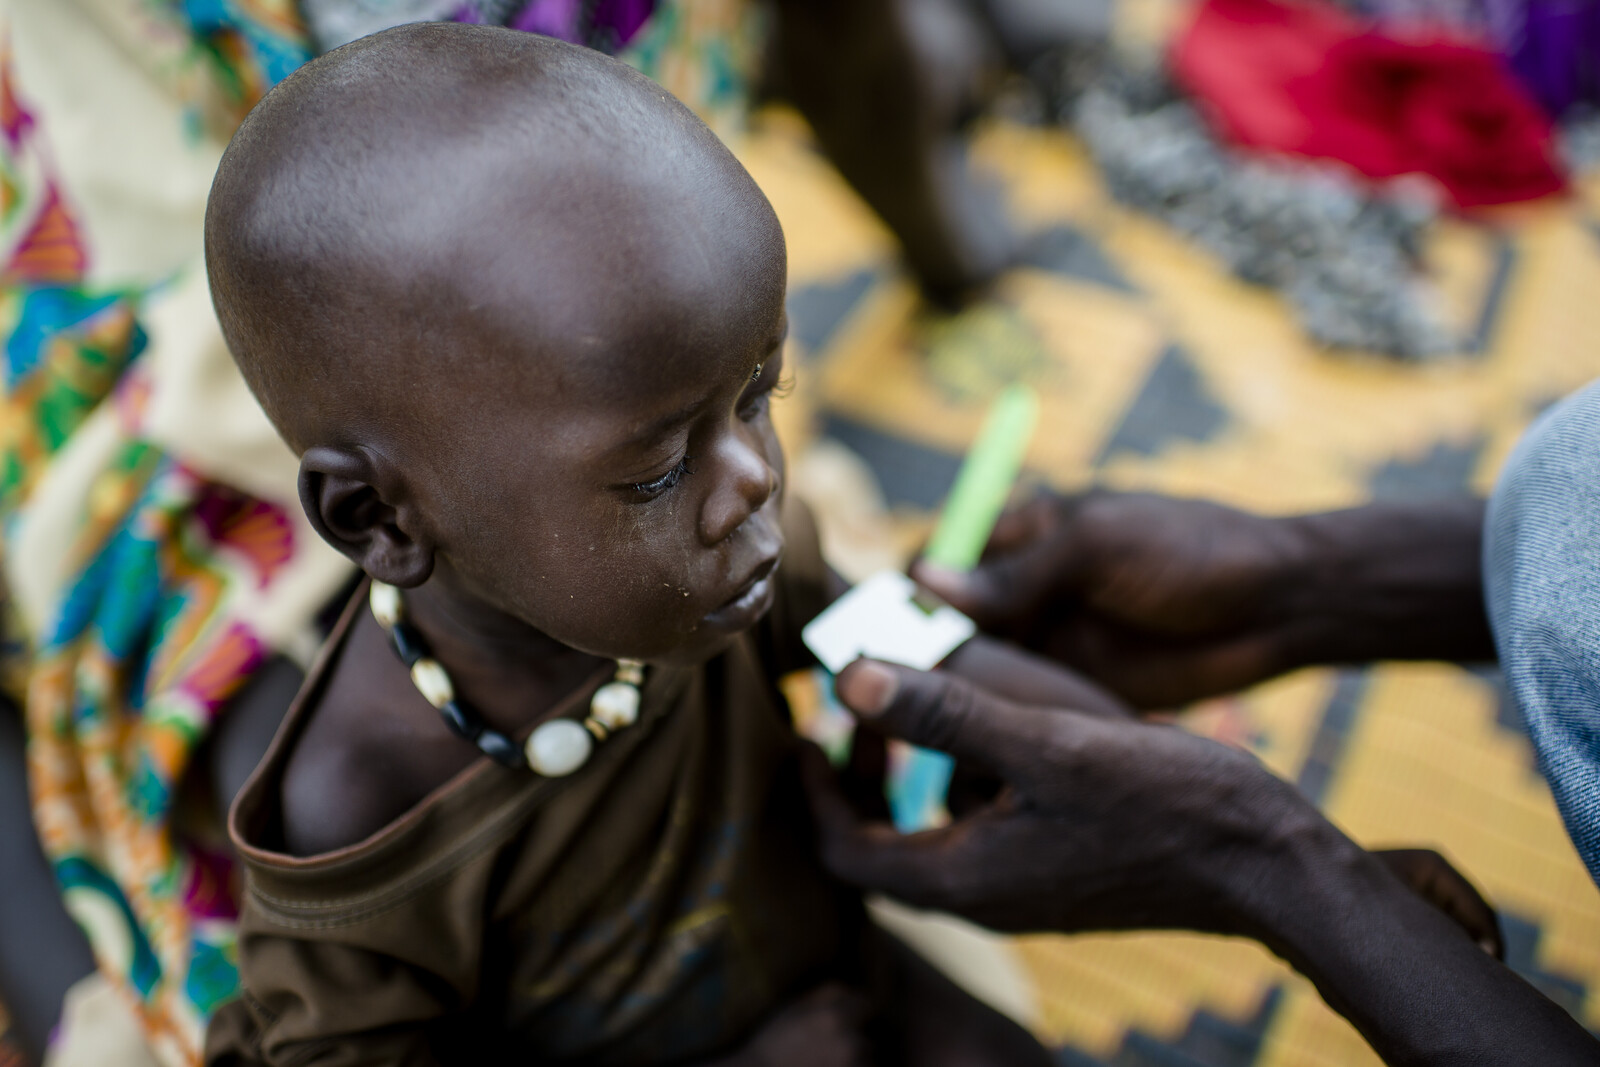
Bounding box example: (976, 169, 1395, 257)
(699, 428, 778, 545)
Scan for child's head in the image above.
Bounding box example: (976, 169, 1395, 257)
(206, 23, 789, 665)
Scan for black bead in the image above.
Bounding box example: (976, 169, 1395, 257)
(438, 701, 480, 742)
(378, 612, 525, 771)
(477, 730, 523, 768)
(389, 622, 425, 667)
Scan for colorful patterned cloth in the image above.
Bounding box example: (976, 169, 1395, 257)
(302, 0, 658, 55)
(0, 2, 755, 1064)
(302, 0, 757, 134)
(0, 3, 349, 1062)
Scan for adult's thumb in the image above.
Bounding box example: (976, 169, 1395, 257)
(910, 560, 1007, 625)
(912, 548, 1050, 629)
(834, 660, 1046, 775)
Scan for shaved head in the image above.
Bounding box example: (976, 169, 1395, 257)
(206, 21, 794, 666)
(205, 22, 778, 456)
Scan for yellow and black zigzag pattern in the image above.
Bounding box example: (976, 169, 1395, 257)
(739, 103, 1600, 1065)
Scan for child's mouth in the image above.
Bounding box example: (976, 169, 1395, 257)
(703, 555, 781, 634)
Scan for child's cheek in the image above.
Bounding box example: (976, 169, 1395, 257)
(521, 527, 715, 657)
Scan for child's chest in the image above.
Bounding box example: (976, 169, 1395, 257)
(471, 654, 862, 1063)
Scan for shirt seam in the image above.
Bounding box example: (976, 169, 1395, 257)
(247, 773, 557, 924)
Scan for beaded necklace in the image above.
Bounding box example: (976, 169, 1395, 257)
(368, 582, 645, 777)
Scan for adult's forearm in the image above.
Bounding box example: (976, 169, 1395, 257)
(1246, 825, 1595, 1066)
(1278, 500, 1495, 668)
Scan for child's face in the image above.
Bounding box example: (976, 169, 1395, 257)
(410, 171, 791, 667)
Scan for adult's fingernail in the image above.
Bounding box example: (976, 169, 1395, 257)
(840, 660, 898, 716)
(913, 562, 965, 592)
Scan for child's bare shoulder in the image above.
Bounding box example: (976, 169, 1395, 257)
(278, 611, 478, 856)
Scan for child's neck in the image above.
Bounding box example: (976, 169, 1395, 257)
(397, 575, 610, 736)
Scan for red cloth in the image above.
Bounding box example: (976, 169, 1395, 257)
(1171, 0, 1568, 208)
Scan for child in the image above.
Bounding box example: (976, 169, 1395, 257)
(202, 22, 1113, 1065)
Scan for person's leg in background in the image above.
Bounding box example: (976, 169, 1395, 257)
(767, 0, 1111, 306)
(771, 0, 1015, 306)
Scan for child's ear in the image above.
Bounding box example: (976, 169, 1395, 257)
(298, 446, 434, 588)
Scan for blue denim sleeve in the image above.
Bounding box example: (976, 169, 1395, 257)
(1486, 378, 1600, 887)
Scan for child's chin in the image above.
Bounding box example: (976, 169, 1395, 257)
(699, 565, 781, 639)
(657, 586, 780, 666)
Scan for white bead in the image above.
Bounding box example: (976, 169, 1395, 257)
(370, 582, 402, 629)
(410, 659, 454, 708)
(590, 681, 640, 730)
(524, 719, 593, 777)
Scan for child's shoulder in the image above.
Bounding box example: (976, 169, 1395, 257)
(258, 496, 832, 858)
(273, 606, 483, 857)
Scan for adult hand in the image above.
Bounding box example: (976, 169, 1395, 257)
(803, 658, 1343, 937)
(911, 492, 1492, 709)
(804, 660, 1499, 954)
(911, 493, 1310, 708)
(1369, 849, 1501, 959)
(799, 662, 1600, 1067)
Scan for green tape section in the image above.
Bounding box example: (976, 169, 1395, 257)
(922, 384, 1039, 572)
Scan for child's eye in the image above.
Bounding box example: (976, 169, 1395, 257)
(738, 364, 791, 422)
(631, 455, 693, 498)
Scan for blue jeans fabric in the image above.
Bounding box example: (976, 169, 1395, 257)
(1486, 379, 1600, 887)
